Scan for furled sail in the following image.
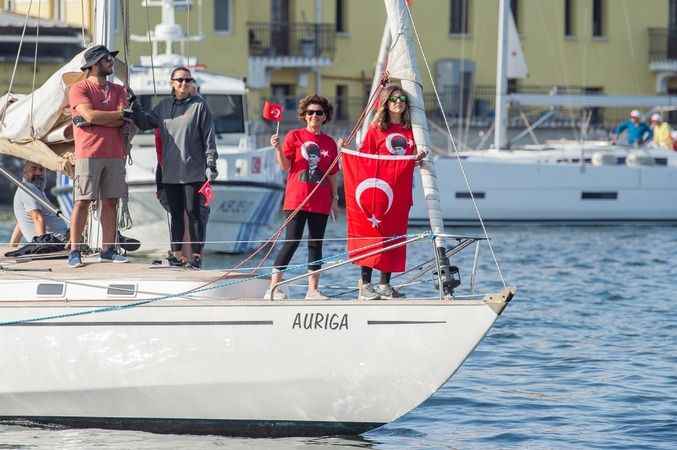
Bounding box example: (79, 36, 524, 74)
(507, 11, 528, 79)
(383, 0, 445, 249)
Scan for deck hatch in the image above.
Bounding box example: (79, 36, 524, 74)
(107, 284, 137, 297)
(36, 283, 65, 296)
(581, 191, 618, 200)
(456, 192, 485, 199)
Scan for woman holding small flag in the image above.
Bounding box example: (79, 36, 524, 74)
(130, 66, 217, 269)
(353, 84, 425, 300)
(264, 95, 340, 300)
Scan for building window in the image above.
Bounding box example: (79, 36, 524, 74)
(510, 0, 519, 31)
(336, 0, 346, 33)
(449, 0, 469, 35)
(564, 0, 575, 37)
(335, 84, 347, 120)
(214, 0, 231, 33)
(592, 0, 604, 37)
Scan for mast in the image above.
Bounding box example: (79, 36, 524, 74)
(383, 0, 456, 296)
(358, 21, 391, 147)
(494, 0, 510, 149)
(94, 0, 115, 48)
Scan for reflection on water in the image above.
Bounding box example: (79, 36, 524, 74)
(1, 220, 676, 449)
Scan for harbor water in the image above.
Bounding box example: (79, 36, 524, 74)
(0, 216, 675, 449)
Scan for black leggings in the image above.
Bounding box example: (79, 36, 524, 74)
(163, 182, 205, 254)
(273, 211, 329, 272)
(361, 267, 391, 285)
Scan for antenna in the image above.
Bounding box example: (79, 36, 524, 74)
(130, 0, 204, 67)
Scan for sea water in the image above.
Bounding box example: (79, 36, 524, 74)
(0, 218, 675, 450)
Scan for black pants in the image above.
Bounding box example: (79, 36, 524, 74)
(361, 267, 391, 285)
(273, 211, 329, 272)
(163, 182, 206, 254)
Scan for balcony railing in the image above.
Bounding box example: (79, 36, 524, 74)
(247, 22, 336, 59)
(649, 27, 677, 62)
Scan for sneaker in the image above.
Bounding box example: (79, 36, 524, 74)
(264, 288, 287, 300)
(98, 248, 129, 263)
(187, 255, 202, 270)
(305, 290, 329, 300)
(358, 282, 381, 301)
(67, 250, 85, 268)
(375, 283, 406, 299)
(167, 255, 186, 267)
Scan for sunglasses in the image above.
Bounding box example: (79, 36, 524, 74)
(98, 55, 114, 64)
(388, 95, 408, 103)
(305, 110, 325, 116)
(172, 77, 195, 84)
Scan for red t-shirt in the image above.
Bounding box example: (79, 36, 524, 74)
(69, 79, 127, 160)
(282, 128, 339, 214)
(359, 123, 417, 156)
(360, 123, 417, 206)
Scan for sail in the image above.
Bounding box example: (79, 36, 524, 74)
(507, 11, 528, 79)
(383, 0, 446, 249)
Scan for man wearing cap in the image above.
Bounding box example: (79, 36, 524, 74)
(650, 113, 673, 150)
(612, 110, 652, 147)
(67, 44, 131, 268)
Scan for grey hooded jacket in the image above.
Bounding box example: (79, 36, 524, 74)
(133, 95, 217, 184)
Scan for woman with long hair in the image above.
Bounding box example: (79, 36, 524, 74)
(266, 95, 340, 300)
(130, 66, 217, 269)
(356, 84, 425, 300)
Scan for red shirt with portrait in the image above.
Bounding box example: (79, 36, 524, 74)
(282, 128, 339, 214)
(359, 123, 417, 157)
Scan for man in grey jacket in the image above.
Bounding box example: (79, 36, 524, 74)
(131, 66, 217, 269)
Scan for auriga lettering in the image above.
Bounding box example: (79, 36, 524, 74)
(292, 313, 349, 330)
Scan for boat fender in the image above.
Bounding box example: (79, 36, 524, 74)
(626, 152, 655, 167)
(591, 152, 616, 166)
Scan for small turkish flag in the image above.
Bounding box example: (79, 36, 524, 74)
(198, 180, 215, 206)
(343, 149, 416, 272)
(153, 128, 163, 165)
(262, 100, 283, 122)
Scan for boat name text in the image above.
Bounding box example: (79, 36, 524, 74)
(292, 313, 349, 330)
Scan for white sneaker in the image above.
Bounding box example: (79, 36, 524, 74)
(358, 282, 381, 301)
(264, 288, 287, 300)
(305, 290, 329, 300)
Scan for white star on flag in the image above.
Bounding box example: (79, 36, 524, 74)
(367, 215, 381, 228)
(321, 150, 329, 157)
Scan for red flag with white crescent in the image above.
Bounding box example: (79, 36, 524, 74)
(262, 100, 283, 122)
(342, 149, 416, 272)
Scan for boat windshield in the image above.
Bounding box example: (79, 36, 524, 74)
(137, 94, 246, 134)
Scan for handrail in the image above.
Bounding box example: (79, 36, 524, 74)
(269, 234, 429, 300)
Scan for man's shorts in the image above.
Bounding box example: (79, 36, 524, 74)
(73, 158, 127, 201)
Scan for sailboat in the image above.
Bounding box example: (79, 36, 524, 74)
(408, 1, 677, 224)
(0, 0, 514, 437)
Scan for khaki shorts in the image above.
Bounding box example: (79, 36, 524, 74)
(74, 158, 127, 201)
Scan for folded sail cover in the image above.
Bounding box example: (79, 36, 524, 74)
(343, 149, 415, 272)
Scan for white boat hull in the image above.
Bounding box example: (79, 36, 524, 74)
(411, 150, 677, 224)
(0, 268, 513, 436)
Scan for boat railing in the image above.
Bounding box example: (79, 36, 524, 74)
(269, 233, 488, 301)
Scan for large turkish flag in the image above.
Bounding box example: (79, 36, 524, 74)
(342, 148, 416, 272)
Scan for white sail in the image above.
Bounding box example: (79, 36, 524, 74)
(507, 11, 527, 79)
(383, 0, 446, 252)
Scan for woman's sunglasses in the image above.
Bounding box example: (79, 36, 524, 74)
(305, 110, 325, 116)
(172, 77, 195, 84)
(388, 95, 408, 103)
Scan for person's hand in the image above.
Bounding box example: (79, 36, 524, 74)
(337, 138, 344, 150)
(415, 149, 428, 166)
(331, 196, 340, 218)
(206, 165, 218, 182)
(271, 133, 281, 149)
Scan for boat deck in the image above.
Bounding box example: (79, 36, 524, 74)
(0, 247, 248, 282)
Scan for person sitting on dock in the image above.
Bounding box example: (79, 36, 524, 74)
(612, 110, 652, 147)
(67, 45, 131, 268)
(9, 162, 67, 247)
(649, 113, 673, 150)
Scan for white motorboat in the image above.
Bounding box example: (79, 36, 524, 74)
(0, 0, 515, 438)
(55, 0, 285, 254)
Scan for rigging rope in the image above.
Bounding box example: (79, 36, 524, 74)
(403, 1, 507, 287)
(0, 0, 34, 126)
